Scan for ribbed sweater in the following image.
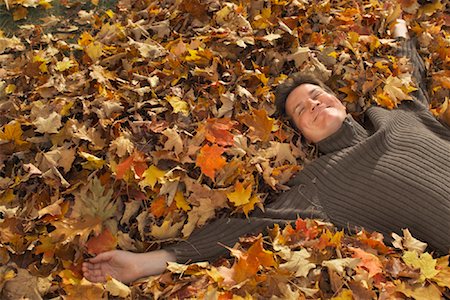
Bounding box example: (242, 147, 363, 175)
(167, 40, 450, 263)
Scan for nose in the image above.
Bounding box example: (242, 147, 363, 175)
(306, 98, 321, 112)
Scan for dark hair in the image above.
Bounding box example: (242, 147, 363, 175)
(274, 73, 334, 119)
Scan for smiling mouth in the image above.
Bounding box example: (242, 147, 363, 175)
(313, 105, 330, 121)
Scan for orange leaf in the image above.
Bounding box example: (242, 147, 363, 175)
(205, 118, 236, 146)
(350, 247, 383, 278)
(338, 86, 359, 103)
(115, 155, 134, 180)
(196, 144, 226, 180)
(240, 109, 274, 142)
(34, 236, 56, 264)
(224, 235, 276, 285)
(116, 152, 148, 180)
(86, 228, 117, 255)
(150, 196, 167, 218)
(295, 218, 320, 240)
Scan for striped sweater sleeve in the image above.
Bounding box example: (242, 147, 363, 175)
(165, 184, 328, 264)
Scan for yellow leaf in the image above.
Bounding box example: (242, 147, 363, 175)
(39, 63, 48, 73)
(0, 189, 15, 205)
(227, 182, 252, 207)
(4, 269, 16, 280)
(185, 48, 202, 62)
(331, 289, 353, 300)
(55, 58, 75, 72)
(5, 84, 15, 94)
(79, 152, 105, 170)
(139, 165, 166, 190)
(105, 9, 115, 18)
(38, 0, 53, 9)
(418, 0, 444, 17)
(78, 32, 94, 46)
(383, 75, 415, 105)
(174, 191, 190, 212)
(432, 256, 450, 288)
(105, 276, 131, 298)
(242, 195, 261, 217)
(396, 281, 441, 300)
(0, 121, 28, 145)
(85, 42, 103, 61)
(327, 51, 338, 58)
(375, 90, 395, 109)
(166, 95, 189, 116)
(150, 218, 183, 239)
(402, 251, 439, 282)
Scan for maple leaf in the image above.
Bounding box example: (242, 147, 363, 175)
(227, 181, 252, 207)
(279, 248, 316, 277)
(0, 121, 28, 146)
(63, 278, 105, 300)
(115, 151, 148, 180)
(204, 118, 236, 146)
(240, 109, 274, 142)
(166, 95, 189, 116)
(195, 144, 226, 180)
(86, 228, 117, 255)
(79, 152, 105, 170)
(220, 235, 276, 286)
(150, 196, 167, 218)
(50, 216, 103, 245)
(34, 235, 57, 264)
(378, 75, 416, 108)
(322, 258, 361, 275)
(174, 191, 191, 212)
(395, 281, 442, 300)
(150, 218, 184, 240)
(162, 128, 184, 156)
(338, 85, 359, 103)
(402, 251, 439, 282)
(71, 177, 115, 222)
(432, 256, 450, 288)
(56, 57, 76, 72)
(139, 165, 166, 190)
(109, 135, 134, 158)
(105, 276, 131, 298)
(350, 247, 383, 278)
(242, 195, 261, 217)
(392, 228, 428, 253)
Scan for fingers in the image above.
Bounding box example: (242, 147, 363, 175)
(83, 268, 108, 283)
(82, 251, 115, 283)
(88, 251, 115, 263)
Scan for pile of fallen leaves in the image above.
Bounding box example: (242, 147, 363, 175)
(142, 219, 450, 299)
(0, 0, 448, 298)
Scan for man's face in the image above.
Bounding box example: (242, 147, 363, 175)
(285, 83, 347, 143)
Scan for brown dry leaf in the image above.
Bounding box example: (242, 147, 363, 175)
(240, 109, 274, 143)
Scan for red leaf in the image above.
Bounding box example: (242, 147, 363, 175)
(86, 228, 117, 255)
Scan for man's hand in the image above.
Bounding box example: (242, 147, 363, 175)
(393, 19, 409, 39)
(82, 249, 176, 284)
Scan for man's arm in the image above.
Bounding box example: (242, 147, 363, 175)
(167, 179, 328, 264)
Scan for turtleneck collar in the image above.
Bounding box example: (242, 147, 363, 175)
(316, 115, 369, 154)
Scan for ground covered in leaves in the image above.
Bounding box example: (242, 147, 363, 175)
(0, 0, 449, 299)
